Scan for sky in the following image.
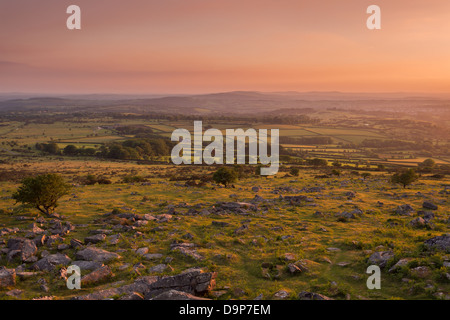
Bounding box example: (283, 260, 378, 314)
(1, 0, 450, 94)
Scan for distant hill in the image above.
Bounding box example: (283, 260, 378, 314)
(0, 91, 448, 115)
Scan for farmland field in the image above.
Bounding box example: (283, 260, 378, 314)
(0, 100, 449, 302)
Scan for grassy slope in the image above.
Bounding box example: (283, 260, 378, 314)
(0, 162, 449, 300)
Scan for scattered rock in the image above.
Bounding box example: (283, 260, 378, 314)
(252, 195, 265, 203)
(16, 272, 41, 280)
(157, 214, 173, 223)
(318, 256, 332, 264)
(149, 264, 169, 273)
(33, 254, 72, 272)
(273, 290, 290, 299)
(0, 268, 16, 288)
(220, 202, 257, 214)
(136, 247, 149, 256)
(424, 235, 450, 252)
(71, 260, 104, 271)
(134, 220, 148, 227)
(32, 296, 54, 300)
(212, 221, 230, 227)
(337, 262, 351, 267)
(33, 235, 47, 247)
(46, 235, 64, 247)
(73, 268, 215, 300)
(6, 238, 37, 263)
(418, 211, 435, 222)
(84, 234, 106, 244)
(143, 253, 164, 260)
(171, 243, 203, 261)
(423, 201, 438, 210)
(81, 266, 114, 286)
(395, 204, 414, 216)
(107, 234, 121, 245)
(293, 259, 320, 272)
(408, 217, 427, 229)
(119, 292, 144, 300)
(389, 258, 411, 273)
(5, 289, 23, 298)
(70, 238, 83, 249)
(411, 266, 432, 279)
(0, 227, 19, 236)
(28, 223, 44, 235)
(56, 243, 70, 251)
(142, 214, 157, 221)
(283, 253, 296, 261)
(50, 221, 75, 235)
(75, 247, 121, 263)
(151, 289, 210, 300)
(22, 240, 38, 262)
(287, 263, 302, 274)
(298, 291, 332, 300)
(143, 268, 217, 299)
(335, 211, 357, 220)
(368, 251, 394, 268)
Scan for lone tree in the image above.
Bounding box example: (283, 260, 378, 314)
(390, 169, 419, 188)
(212, 167, 238, 187)
(418, 158, 436, 172)
(13, 173, 71, 216)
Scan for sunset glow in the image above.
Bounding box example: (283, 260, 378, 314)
(1, 0, 450, 94)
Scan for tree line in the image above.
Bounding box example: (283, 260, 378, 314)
(36, 138, 173, 160)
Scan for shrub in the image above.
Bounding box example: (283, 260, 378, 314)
(289, 167, 300, 176)
(361, 172, 372, 180)
(12, 173, 71, 216)
(122, 175, 147, 183)
(391, 169, 419, 188)
(308, 158, 328, 167)
(63, 144, 78, 156)
(212, 167, 238, 187)
(84, 174, 112, 185)
(331, 169, 341, 176)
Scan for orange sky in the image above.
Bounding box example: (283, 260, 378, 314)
(1, 0, 450, 94)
